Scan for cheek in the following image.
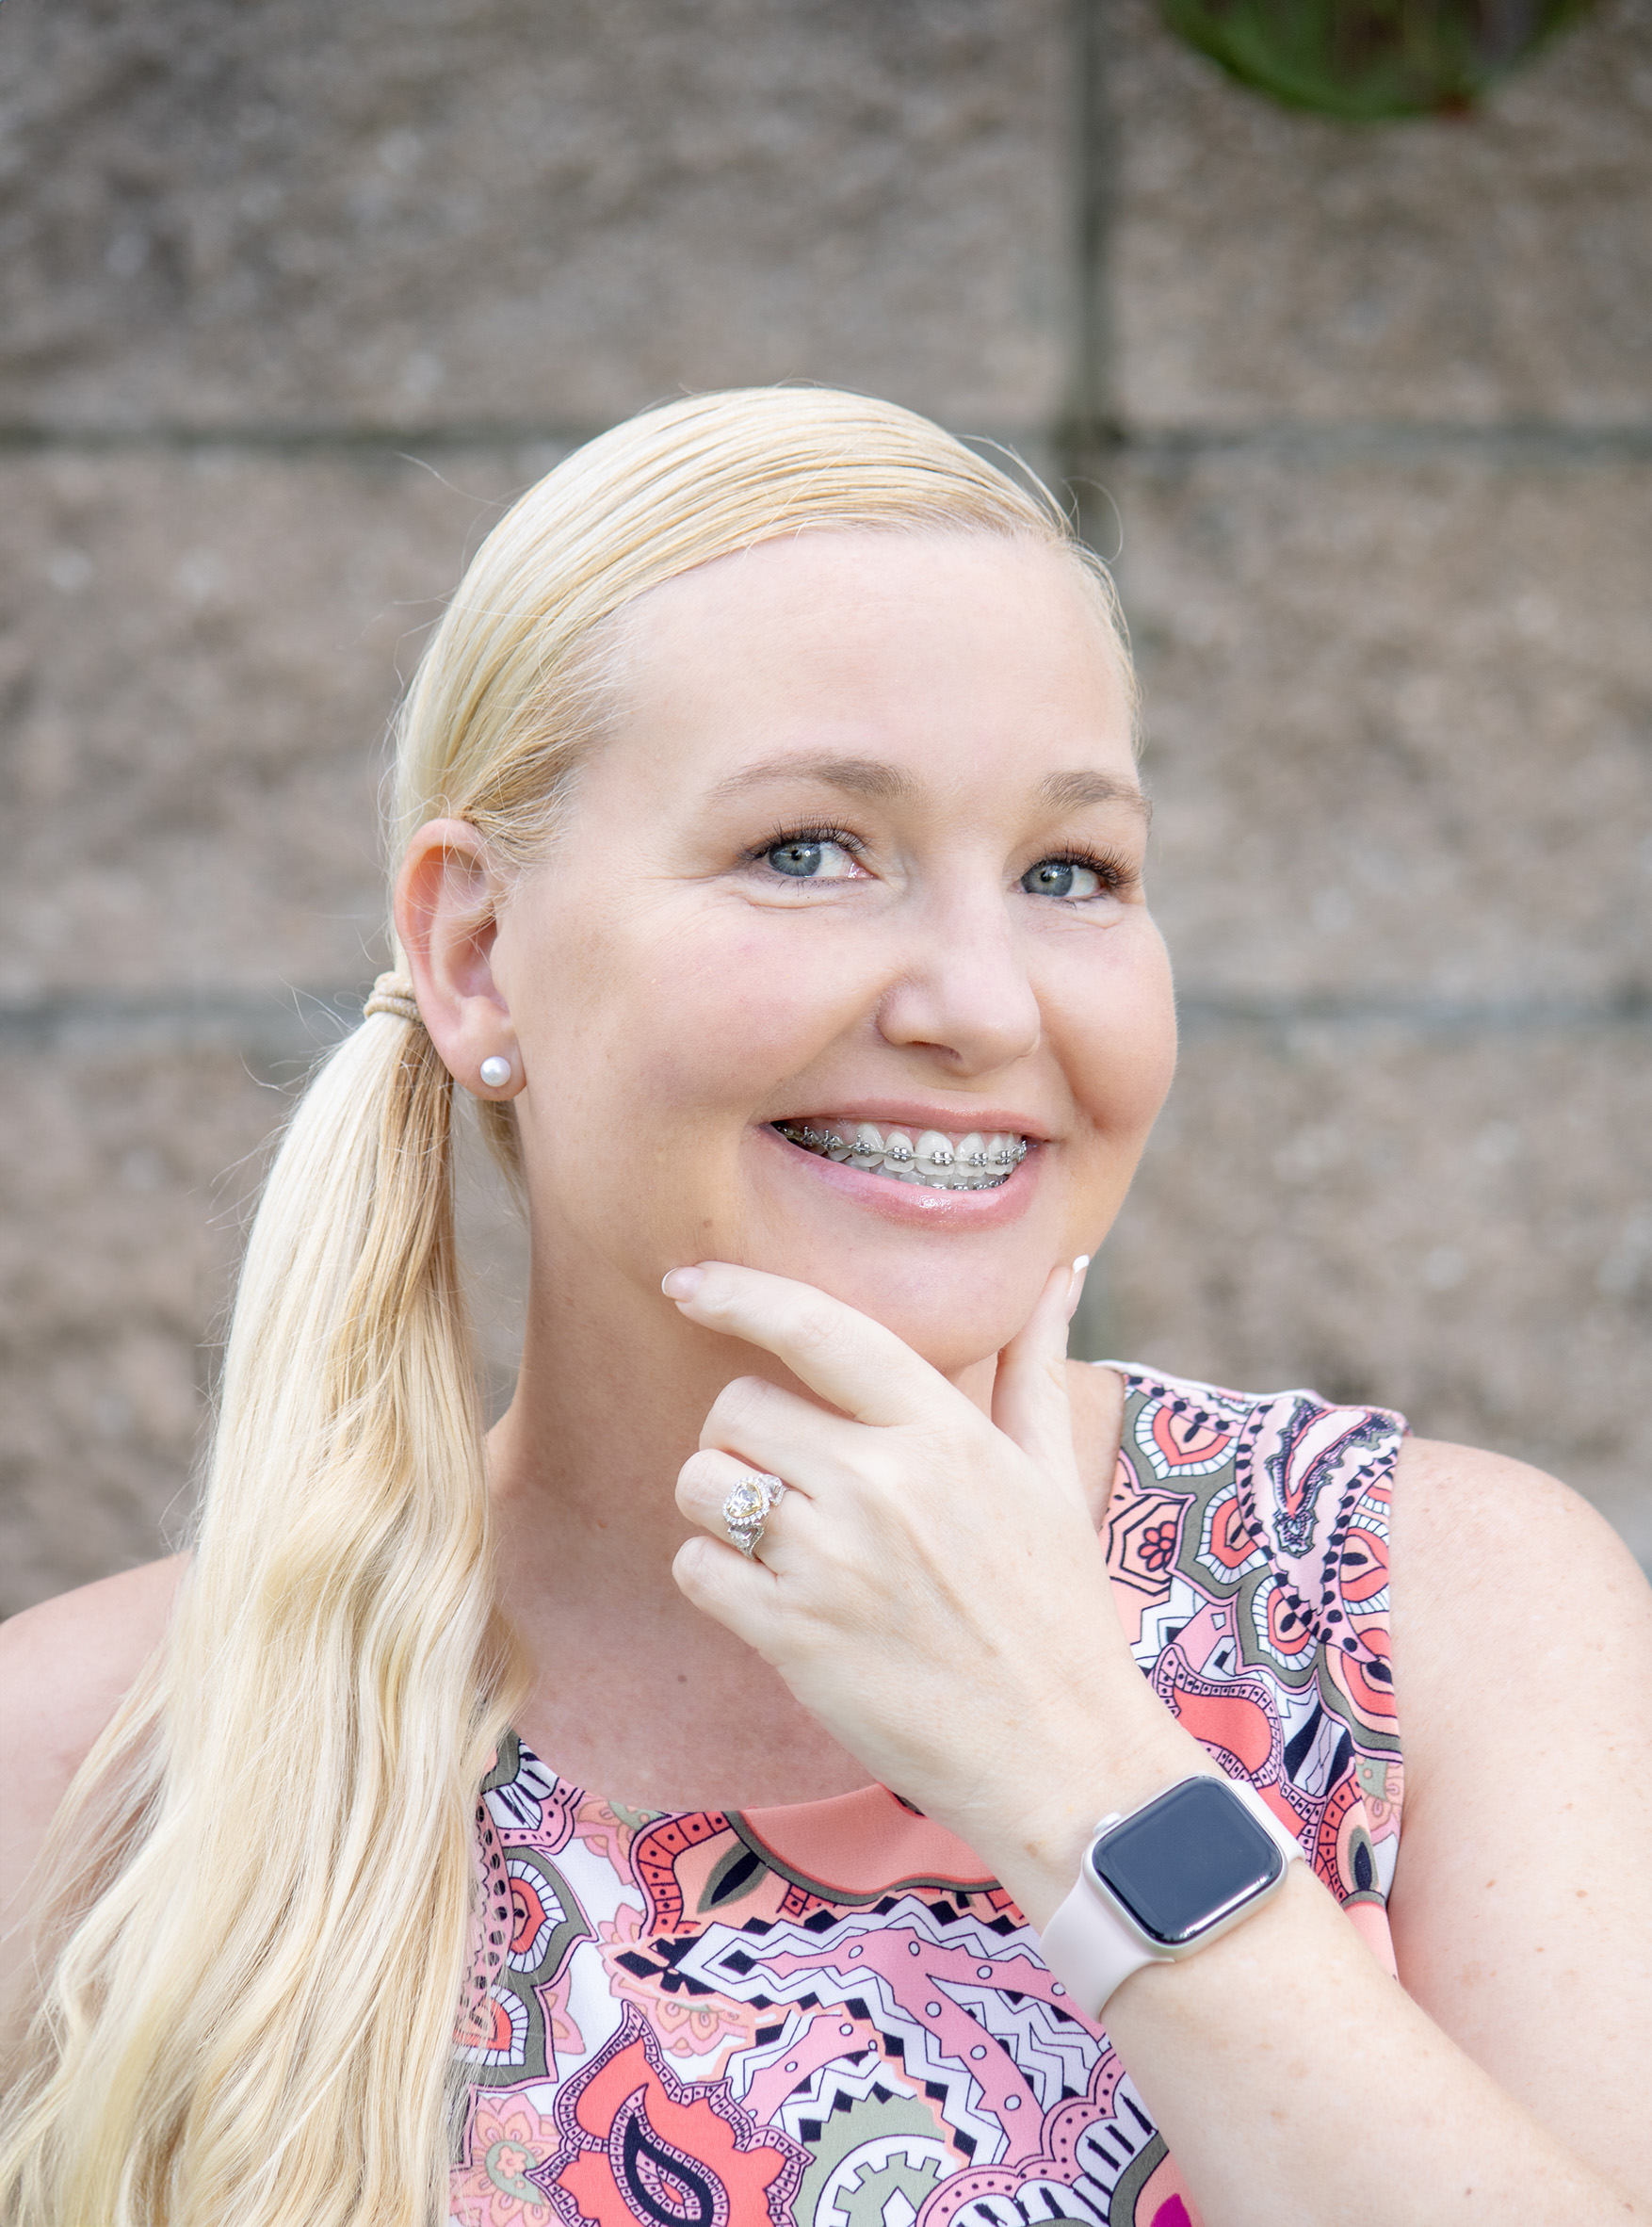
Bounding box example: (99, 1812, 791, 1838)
(531, 904, 870, 1126)
(654, 929, 840, 1103)
(1058, 924, 1178, 1144)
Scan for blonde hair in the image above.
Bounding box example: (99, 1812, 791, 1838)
(0, 388, 1131, 2226)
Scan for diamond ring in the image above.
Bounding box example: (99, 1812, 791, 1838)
(721, 1470, 787, 1559)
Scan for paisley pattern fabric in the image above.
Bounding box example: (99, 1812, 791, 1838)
(449, 1365, 1407, 2227)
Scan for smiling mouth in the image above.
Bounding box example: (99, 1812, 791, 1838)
(772, 1118, 1031, 1192)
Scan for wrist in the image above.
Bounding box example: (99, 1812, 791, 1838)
(1037, 1774, 1305, 2021)
(980, 1709, 1214, 1929)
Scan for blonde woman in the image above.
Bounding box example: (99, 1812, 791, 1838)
(1, 388, 1648, 2227)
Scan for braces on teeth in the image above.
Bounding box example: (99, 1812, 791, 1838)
(774, 1119, 1029, 1191)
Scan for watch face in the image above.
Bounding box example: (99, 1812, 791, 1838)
(1088, 1779, 1284, 1948)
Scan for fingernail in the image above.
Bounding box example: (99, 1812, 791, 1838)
(1065, 1255, 1092, 1320)
(661, 1266, 707, 1301)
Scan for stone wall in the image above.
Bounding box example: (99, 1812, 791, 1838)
(1, 0, 1648, 1614)
(1089, 0, 1652, 1558)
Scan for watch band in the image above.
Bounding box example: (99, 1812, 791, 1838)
(1039, 1777, 1303, 2023)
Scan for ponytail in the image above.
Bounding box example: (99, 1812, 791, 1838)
(0, 1003, 523, 2226)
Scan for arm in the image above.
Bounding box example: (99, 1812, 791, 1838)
(662, 1262, 1652, 2225)
(1385, 1439, 1652, 2197)
(1091, 1436, 1652, 2223)
(0, 1556, 186, 2042)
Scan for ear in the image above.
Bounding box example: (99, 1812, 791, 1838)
(394, 819, 521, 1097)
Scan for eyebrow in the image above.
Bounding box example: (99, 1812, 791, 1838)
(705, 755, 918, 805)
(1037, 769, 1151, 820)
(705, 754, 1148, 818)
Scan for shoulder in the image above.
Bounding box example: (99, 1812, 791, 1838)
(1383, 1439, 1652, 2184)
(1387, 1436, 1652, 1784)
(1390, 1430, 1640, 1581)
(0, 1557, 186, 1928)
(0, 1555, 185, 1752)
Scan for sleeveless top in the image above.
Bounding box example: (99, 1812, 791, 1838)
(449, 1365, 1406, 2227)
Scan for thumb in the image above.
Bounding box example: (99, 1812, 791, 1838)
(991, 1254, 1091, 1501)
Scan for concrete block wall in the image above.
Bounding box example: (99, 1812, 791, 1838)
(1, 0, 1647, 1613)
(1088, 0, 1652, 1558)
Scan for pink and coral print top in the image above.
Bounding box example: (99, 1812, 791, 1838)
(449, 1366, 1407, 2227)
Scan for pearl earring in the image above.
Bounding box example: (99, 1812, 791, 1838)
(478, 1055, 512, 1091)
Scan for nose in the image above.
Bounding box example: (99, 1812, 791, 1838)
(874, 885, 1043, 1076)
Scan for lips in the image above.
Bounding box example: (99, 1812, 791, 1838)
(772, 1117, 1030, 1192)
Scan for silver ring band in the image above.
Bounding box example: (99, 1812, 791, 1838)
(721, 1470, 787, 1559)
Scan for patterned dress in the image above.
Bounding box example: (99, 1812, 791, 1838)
(449, 1365, 1406, 2227)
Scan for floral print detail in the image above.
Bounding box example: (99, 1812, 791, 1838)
(597, 1898, 764, 2069)
(575, 1795, 654, 1877)
(459, 1813, 593, 2087)
(1137, 1520, 1179, 1572)
(452, 1367, 1408, 2227)
(452, 2091, 559, 2227)
(531, 2005, 809, 2227)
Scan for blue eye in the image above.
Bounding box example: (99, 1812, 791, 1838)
(760, 835, 861, 881)
(769, 840, 825, 877)
(1022, 857, 1104, 900)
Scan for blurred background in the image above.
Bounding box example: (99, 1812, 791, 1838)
(1, 0, 1649, 1617)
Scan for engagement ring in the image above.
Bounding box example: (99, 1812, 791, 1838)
(722, 1470, 787, 1558)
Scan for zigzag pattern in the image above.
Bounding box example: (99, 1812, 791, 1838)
(929, 1984, 1095, 2116)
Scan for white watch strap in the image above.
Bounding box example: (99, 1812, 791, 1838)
(1039, 1856, 1163, 2020)
(1038, 1778, 1303, 2024)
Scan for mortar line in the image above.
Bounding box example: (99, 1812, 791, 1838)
(1176, 988, 1652, 1034)
(4, 417, 1651, 467)
(1058, 0, 1122, 527)
(3, 984, 1646, 1053)
(1106, 419, 1652, 466)
(0, 420, 606, 458)
(0, 416, 1056, 460)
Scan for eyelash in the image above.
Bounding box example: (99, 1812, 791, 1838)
(743, 822, 866, 866)
(743, 826, 1131, 898)
(1037, 847, 1133, 896)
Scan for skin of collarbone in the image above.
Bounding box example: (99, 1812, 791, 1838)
(398, 528, 1179, 1803)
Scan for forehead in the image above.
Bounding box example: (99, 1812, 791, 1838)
(597, 529, 1137, 805)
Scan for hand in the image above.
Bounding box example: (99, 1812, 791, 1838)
(665, 1259, 1199, 1921)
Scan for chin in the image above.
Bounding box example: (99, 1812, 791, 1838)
(758, 1243, 1058, 1376)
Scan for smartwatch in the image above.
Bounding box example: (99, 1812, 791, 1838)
(1039, 1775, 1302, 2022)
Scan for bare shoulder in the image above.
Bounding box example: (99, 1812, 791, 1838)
(1392, 1430, 1647, 1591)
(1388, 1434, 1651, 1734)
(1388, 1429, 1652, 1819)
(0, 1557, 187, 1906)
(1386, 1437, 1652, 2190)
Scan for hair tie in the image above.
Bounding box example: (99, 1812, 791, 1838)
(363, 972, 424, 1026)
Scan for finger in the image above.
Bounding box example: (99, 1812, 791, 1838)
(672, 1531, 783, 1658)
(675, 1447, 808, 1569)
(661, 1262, 955, 1428)
(697, 1374, 868, 1490)
(990, 1255, 1088, 1503)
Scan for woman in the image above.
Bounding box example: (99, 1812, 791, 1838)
(1, 388, 1647, 2227)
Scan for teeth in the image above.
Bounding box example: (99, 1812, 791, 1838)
(881, 1130, 922, 1182)
(915, 1130, 956, 1186)
(775, 1118, 1028, 1192)
(916, 1130, 957, 1184)
(951, 1132, 987, 1191)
